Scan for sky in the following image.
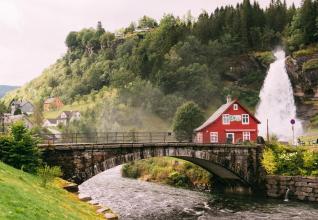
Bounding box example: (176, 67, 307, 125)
(0, 0, 302, 86)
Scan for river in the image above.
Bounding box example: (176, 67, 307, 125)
(79, 166, 318, 220)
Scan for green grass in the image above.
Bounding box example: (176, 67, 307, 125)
(0, 162, 104, 220)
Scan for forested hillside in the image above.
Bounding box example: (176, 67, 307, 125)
(3, 0, 318, 131)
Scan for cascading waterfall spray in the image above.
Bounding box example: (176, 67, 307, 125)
(256, 49, 303, 142)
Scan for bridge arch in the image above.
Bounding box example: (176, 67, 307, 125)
(41, 143, 266, 193)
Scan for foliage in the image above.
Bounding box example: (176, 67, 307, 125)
(0, 161, 104, 220)
(254, 51, 275, 66)
(262, 148, 277, 174)
(0, 122, 40, 173)
(303, 58, 318, 71)
(172, 102, 204, 141)
(121, 157, 212, 189)
(262, 143, 318, 176)
(37, 165, 63, 188)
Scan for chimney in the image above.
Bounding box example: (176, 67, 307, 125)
(226, 95, 232, 103)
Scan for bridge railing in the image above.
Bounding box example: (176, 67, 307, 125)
(39, 132, 180, 145)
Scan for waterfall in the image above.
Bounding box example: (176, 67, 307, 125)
(255, 49, 303, 142)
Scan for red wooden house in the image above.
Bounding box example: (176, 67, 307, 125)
(194, 96, 260, 144)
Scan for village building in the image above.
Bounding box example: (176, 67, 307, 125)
(10, 99, 34, 115)
(43, 97, 64, 112)
(43, 110, 81, 128)
(56, 111, 81, 126)
(194, 96, 260, 144)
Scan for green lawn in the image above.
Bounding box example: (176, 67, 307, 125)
(0, 162, 104, 220)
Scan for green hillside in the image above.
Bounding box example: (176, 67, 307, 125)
(3, 0, 318, 132)
(0, 161, 104, 220)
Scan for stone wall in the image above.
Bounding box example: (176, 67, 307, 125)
(266, 175, 318, 202)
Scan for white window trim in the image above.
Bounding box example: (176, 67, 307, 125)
(226, 133, 235, 144)
(222, 114, 230, 125)
(242, 114, 249, 125)
(210, 132, 218, 143)
(233, 104, 238, 110)
(243, 131, 251, 141)
(196, 132, 203, 143)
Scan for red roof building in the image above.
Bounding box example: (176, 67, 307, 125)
(194, 96, 260, 144)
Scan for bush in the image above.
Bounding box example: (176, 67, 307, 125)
(262, 143, 318, 177)
(37, 165, 63, 187)
(261, 148, 277, 174)
(121, 163, 139, 179)
(167, 171, 191, 188)
(0, 122, 41, 173)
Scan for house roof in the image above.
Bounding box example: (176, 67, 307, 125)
(194, 99, 260, 132)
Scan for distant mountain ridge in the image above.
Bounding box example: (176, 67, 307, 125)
(0, 85, 19, 98)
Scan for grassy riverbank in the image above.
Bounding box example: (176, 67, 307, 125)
(122, 157, 212, 190)
(0, 162, 104, 220)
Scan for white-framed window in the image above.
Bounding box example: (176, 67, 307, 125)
(233, 104, 238, 110)
(222, 114, 230, 125)
(243, 132, 250, 141)
(242, 114, 249, 124)
(196, 132, 203, 143)
(210, 132, 218, 143)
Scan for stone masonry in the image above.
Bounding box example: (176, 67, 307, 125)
(266, 175, 318, 202)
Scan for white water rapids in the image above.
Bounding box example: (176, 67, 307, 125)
(256, 49, 303, 141)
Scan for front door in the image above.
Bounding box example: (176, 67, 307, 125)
(226, 133, 235, 144)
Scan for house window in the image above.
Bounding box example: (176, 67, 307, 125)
(242, 114, 249, 124)
(222, 114, 230, 125)
(233, 104, 238, 110)
(196, 132, 203, 143)
(226, 133, 235, 144)
(243, 132, 250, 141)
(210, 132, 218, 143)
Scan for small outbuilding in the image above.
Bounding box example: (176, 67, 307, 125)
(194, 96, 260, 144)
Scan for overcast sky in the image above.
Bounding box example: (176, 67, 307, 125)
(0, 0, 302, 86)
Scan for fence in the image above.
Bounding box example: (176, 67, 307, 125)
(40, 132, 180, 144)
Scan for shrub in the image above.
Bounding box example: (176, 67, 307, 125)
(167, 171, 191, 188)
(37, 165, 63, 187)
(262, 148, 277, 174)
(121, 163, 139, 179)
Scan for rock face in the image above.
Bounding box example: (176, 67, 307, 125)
(286, 52, 318, 123)
(266, 175, 318, 202)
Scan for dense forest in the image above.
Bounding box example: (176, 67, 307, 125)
(3, 0, 318, 131)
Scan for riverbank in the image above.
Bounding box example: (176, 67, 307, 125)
(0, 161, 104, 220)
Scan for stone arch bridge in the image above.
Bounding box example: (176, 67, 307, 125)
(40, 142, 266, 193)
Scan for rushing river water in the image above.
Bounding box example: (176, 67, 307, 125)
(79, 166, 318, 220)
